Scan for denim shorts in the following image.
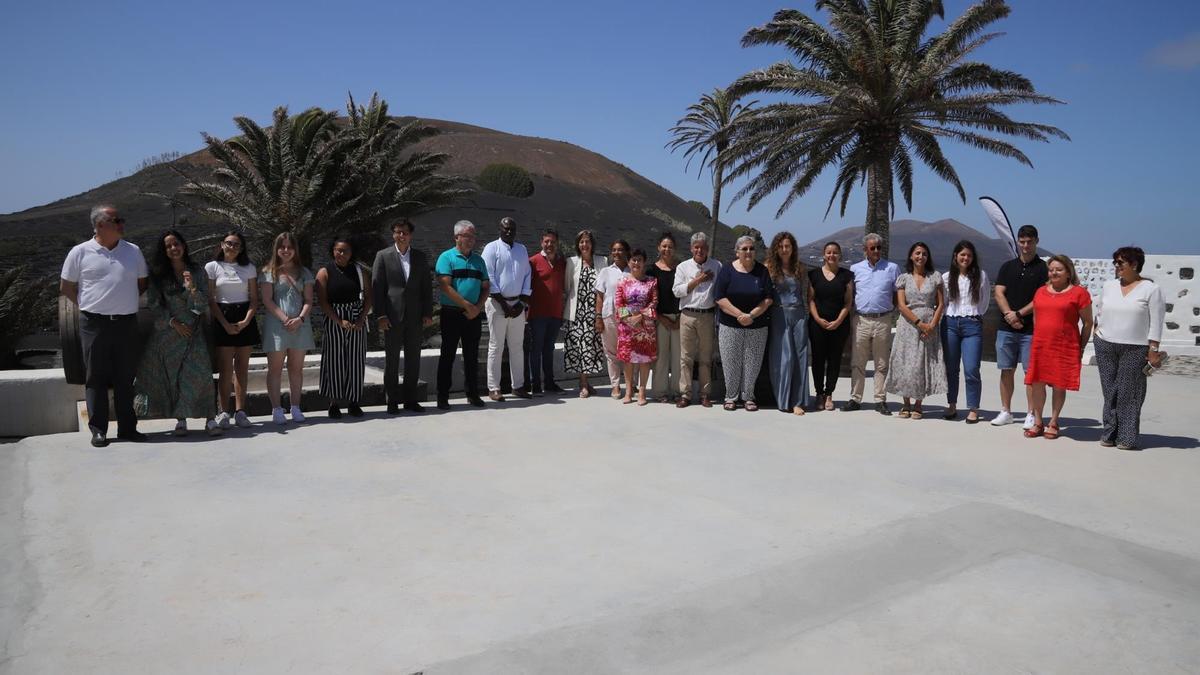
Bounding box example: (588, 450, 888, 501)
(995, 330, 1033, 370)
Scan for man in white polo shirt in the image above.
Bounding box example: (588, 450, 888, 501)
(60, 205, 149, 447)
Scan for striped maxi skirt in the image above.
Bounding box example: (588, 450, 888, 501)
(319, 301, 366, 403)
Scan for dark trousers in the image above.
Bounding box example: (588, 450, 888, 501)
(808, 319, 849, 396)
(1095, 337, 1149, 447)
(527, 316, 562, 389)
(437, 308, 481, 400)
(80, 312, 140, 435)
(384, 320, 423, 405)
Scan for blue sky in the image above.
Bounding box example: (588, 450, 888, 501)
(2, 0, 1197, 257)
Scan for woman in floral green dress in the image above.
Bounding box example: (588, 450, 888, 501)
(134, 230, 220, 436)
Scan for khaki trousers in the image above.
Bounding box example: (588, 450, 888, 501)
(650, 314, 681, 398)
(601, 315, 623, 388)
(678, 311, 714, 399)
(850, 313, 894, 403)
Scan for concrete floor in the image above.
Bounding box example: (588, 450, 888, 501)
(2, 367, 1198, 674)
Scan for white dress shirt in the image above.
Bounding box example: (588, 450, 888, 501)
(942, 270, 991, 317)
(593, 264, 629, 318)
(395, 244, 412, 280)
(481, 239, 532, 298)
(672, 257, 722, 309)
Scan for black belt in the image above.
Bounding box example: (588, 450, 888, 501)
(858, 310, 892, 318)
(682, 307, 715, 314)
(950, 314, 981, 320)
(81, 310, 137, 321)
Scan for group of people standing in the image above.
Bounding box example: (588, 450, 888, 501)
(61, 206, 1166, 451)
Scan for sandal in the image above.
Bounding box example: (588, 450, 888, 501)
(897, 406, 911, 419)
(1024, 424, 1044, 438)
(723, 401, 737, 411)
(579, 387, 591, 399)
(824, 396, 834, 411)
(744, 401, 759, 412)
(910, 408, 923, 420)
(1043, 423, 1060, 440)
(965, 410, 980, 424)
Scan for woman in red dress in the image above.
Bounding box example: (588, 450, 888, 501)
(1024, 255, 1093, 439)
(615, 249, 658, 405)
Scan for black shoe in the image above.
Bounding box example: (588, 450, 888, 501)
(467, 396, 486, 408)
(328, 405, 342, 419)
(387, 403, 401, 415)
(90, 429, 109, 448)
(436, 399, 451, 411)
(841, 400, 862, 412)
(512, 387, 533, 399)
(347, 404, 363, 417)
(116, 430, 148, 442)
(545, 382, 566, 393)
(531, 385, 544, 397)
(875, 402, 892, 416)
(404, 402, 425, 413)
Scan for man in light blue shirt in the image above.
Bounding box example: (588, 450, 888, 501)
(480, 217, 533, 400)
(846, 233, 900, 414)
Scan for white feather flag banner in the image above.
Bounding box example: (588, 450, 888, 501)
(979, 196, 1017, 257)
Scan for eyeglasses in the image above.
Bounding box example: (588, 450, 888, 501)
(866, 246, 881, 251)
(104, 217, 126, 225)
(1113, 260, 1130, 267)
(222, 240, 241, 248)
(738, 247, 755, 252)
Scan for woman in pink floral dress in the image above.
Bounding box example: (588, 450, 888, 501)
(615, 249, 658, 405)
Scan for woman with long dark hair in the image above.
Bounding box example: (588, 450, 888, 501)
(648, 232, 681, 402)
(940, 240, 990, 423)
(206, 229, 259, 429)
(316, 234, 372, 419)
(765, 231, 811, 414)
(886, 241, 946, 419)
(807, 241, 853, 411)
(135, 229, 220, 435)
(562, 230, 608, 397)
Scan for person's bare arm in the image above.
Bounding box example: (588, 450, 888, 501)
(59, 279, 78, 303)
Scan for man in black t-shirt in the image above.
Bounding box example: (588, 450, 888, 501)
(991, 224, 1048, 428)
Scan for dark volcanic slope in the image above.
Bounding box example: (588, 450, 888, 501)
(0, 118, 730, 270)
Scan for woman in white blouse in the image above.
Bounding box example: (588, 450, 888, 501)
(940, 241, 990, 423)
(1093, 246, 1166, 450)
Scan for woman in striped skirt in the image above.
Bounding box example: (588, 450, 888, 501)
(316, 234, 372, 418)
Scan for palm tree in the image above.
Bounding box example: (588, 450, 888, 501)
(167, 92, 470, 263)
(722, 0, 1068, 256)
(667, 87, 757, 252)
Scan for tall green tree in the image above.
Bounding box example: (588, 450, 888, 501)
(667, 87, 757, 252)
(168, 92, 470, 262)
(722, 0, 1068, 256)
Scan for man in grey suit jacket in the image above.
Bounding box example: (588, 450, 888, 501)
(372, 218, 433, 413)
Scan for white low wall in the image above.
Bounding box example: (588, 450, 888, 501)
(0, 344, 566, 438)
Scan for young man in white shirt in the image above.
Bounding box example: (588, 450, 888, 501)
(59, 205, 149, 447)
(481, 217, 533, 400)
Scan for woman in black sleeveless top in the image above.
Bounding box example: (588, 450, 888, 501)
(807, 241, 854, 410)
(315, 234, 373, 418)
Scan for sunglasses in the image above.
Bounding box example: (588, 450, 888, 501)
(1113, 259, 1130, 267)
(866, 245, 881, 251)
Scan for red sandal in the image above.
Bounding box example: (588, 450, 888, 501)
(1024, 424, 1044, 438)
(1043, 424, 1060, 440)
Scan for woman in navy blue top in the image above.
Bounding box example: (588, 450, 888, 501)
(714, 235, 775, 411)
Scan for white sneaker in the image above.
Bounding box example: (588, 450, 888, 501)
(991, 410, 1013, 426)
(234, 410, 252, 428)
(205, 419, 223, 436)
(215, 411, 231, 429)
(1022, 412, 1036, 430)
(272, 407, 287, 425)
(173, 419, 188, 436)
(290, 405, 306, 423)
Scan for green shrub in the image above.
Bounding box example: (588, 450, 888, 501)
(478, 163, 535, 198)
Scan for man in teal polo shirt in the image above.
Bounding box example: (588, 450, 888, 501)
(435, 220, 490, 409)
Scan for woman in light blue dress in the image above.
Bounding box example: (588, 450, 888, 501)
(260, 232, 315, 424)
(766, 232, 812, 415)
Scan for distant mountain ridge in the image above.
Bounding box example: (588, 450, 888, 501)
(798, 218, 1029, 278)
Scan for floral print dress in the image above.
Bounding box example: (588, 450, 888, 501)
(615, 275, 658, 363)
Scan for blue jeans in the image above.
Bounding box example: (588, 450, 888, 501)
(528, 317, 562, 389)
(941, 315, 983, 409)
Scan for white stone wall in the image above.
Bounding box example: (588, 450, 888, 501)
(1073, 255, 1198, 356)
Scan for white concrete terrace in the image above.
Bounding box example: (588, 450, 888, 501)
(2, 365, 1198, 673)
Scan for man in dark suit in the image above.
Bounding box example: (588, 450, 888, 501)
(372, 218, 433, 413)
